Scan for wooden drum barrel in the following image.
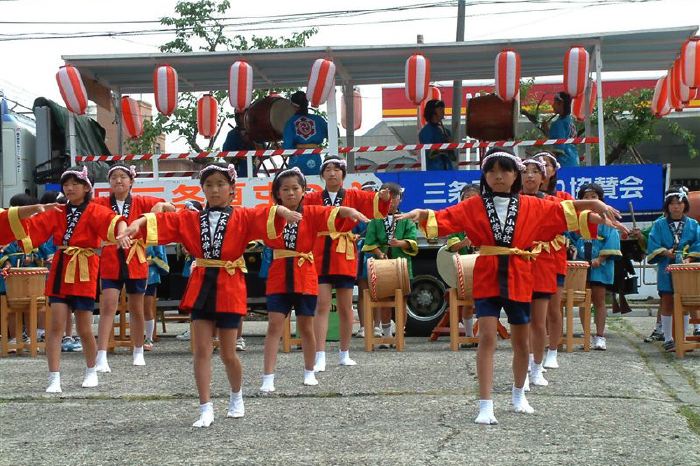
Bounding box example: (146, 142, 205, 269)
(466, 93, 518, 141)
(454, 254, 478, 301)
(367, 258, 411, 301)
(564, 261, 590, 291)
(688, 191, 700, 223)
(244, 96, 297, 142)
(5, 267, 49, 306)
(668, 264, 700, 297)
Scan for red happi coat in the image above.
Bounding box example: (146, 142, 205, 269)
(262, 205, 356, 296)
(143, 206, 283, 315)
(22, 202, 122, 298)
(304, 187, 389, 277)
(526, 193, 564, 294)
(423, 194, 597, 302)
(554, 190, 575, 275)
(94, 194, 163, 280)
(0, 207, 29, 246)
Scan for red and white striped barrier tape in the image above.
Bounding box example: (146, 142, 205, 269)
(75, 137, 599, 162)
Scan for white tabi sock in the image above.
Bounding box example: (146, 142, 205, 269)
(661, 315, 674, 342)
(145, 319, 155, 340)
(474, 399, 498, 425)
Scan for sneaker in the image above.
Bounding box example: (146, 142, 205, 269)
(61, 336, 75, 352)
(644, 329, 664, 343)
(378, 343, 390, 349)
(70, 338, 83, 352)
(390, 320, 396, 336)
(143, 338, 154, 351)
(373, 327, 382, 337)
(592, 336, 607, 351)
(176, 329, 191, 341)
(460, 342, 478, 349)
(22, 331, 31, 345)
(236, 337, 246, 352)
(355, 327, 365, 338)
(37, 331, 45, 343)
(694, 328, 700, 337)
(663, 340, 675, 352)
(7, 338, 17, 354)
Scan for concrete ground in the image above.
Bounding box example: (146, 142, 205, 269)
(0, 315, 698, 465)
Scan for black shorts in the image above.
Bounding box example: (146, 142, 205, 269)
(144, 284, 159, 296)
(49, 295, 95, 312)
(190, 290, 241, 329)
(318, 274, 355, 289)
(475, 297, 530, 325)
(267, 293, 317, 317)
(102, 278, 147, 294)
(532, 291, 554, 300)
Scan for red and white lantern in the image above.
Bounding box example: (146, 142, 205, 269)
(153, 65, 178, 116)
(670, 57, 695, 106)
(419, 86, 442, 126)
(681, 37, 699, 89)
(197, 94, 218, 138)
(341, 87, 362, 131)
(56, 65, 88, 115)
(572, 79, 597, 121)
(494, 49, 520, 103)
(307, 58, 336, 107)
(564, 46, 590, 98)
(651, 75, 671, 117)
(404, 54, 430, 105)
(228, 61, 253, 111)
(121, 96, 143, 139)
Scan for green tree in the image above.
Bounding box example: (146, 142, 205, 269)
(126, 0, 316, 154)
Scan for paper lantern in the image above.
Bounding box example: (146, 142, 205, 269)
(564, 46, 590, 97)
(419, 86, 442, 126)
(56, 65, 88, 115)
(307, 58, 336, 107)
(121, 96, 143, 139)
(229, 61, 253, 111)
(197, 94, 218, 138)
(404, 54, 430, 105)
(670, 57, 695, 106)
(572, 79, 597, 121)
(495, 49, 520, 103)
(153, 65, 178, 116)
(650, 75, 671, 117)
(681, 37, 699, 89)
(341, 87, 362, 131)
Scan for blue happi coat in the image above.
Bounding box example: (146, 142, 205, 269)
(146, 245, 169, 286)
(646, 215, 700, 293)
(571, 223, 621, 285)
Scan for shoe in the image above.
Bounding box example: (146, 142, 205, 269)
(378, 343, 390, 349)
(592, 336, 607, 351)
(355, 327, 365, 338)
(612, 297, 620, 314)
(37, 331, 46, 343)
(390, 320, 396, 336)
(644, 329, 664, 343)
(619, 296, 632, 314)
(236, 337, 246, 352)
(460, 342, 478, 349)
(373, 327, 382, 337)
(176, 329, 191, 341)
(71, 338, 83, 352)
(143, 339, 154, 351)
(61, 336, 75, 352)
(22, 331, 31, 345)
(663, 340, 675, 352)
(694, 329, 700, 337)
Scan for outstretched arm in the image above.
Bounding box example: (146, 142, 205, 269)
(337, 206, 369, 224)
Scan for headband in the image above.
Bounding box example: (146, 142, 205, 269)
(60, 166, 93, 190)
(108, 164, 137, 179)
(665, 186, 689, 202)
(533, 151, 561, 171)
(276, 166, 307, 182)
(199, 163, 237, 182)
(481, 151, 526, 172)
(320, 157, 347, 172)
(522, 158, 547, 178)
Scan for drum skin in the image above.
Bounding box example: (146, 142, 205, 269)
(244, 96, 296, 142)
(466, 93, 518, 141)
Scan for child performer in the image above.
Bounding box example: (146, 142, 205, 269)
(259, 167, 367, 392)
(536, 151, 572, 369)
(361, 182, 418, 346)
(355, 180, 381, 339)
(143, 245, 169, 350)
(19, 166, 129, 393)
(93, 164, 170, 371)
(119, 163, 299, 427)
(398, 148, 626, 425)
(570, 183, 621, 351)
(646, 186, 700, 352)
(303, 155, 390, 371)
(446, 184, 480, 345)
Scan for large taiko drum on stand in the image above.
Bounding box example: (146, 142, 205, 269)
(367, 258, 411, 301)
(564, 261, 590, 291)
(454, 254, 478, 301)
(688, 191, 700, 222)
(466, 93, 518, 141)
(244, 96, 297, 142)
(668, 264, 700, 297)
(5, 267, 49, 306)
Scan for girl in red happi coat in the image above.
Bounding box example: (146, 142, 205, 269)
(399, 148, 626, 425)
(20, 166, 129, 393)
(120, 163, 298, 428)
(258, 167, 367, 393)
(303, 155, 390, 371)
(93, 163, 172, 371)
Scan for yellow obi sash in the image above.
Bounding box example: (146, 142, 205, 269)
(195, 257, 247, 275)
(273, 249, 314, 267)
(318, 231, 357, 260)
(125, 239, 147, 265)
(478, 245, 539, 260)
(57, 246, 97, 283)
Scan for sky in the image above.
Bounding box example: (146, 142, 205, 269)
(0, 0, 697, 151)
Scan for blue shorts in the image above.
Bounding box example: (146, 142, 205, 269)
(191, 307, 241, 329)
(145, 284, 159, 296)
(532, 291, 554, 300)
(475, 297, 530, 325)
(102, 278, 147, 295)
(49, 296, 95, 312)
(267, 293, 317, 317)
(556, 274, 566, 287)
(318, 274, 355, 289)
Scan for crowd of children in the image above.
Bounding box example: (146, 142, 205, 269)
(2, 146, 697, 428)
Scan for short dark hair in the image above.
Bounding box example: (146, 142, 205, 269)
(291, 91, 309, 115)
(9, 193, 39, 207)
(380, 182, 403, 199)
(480, 148, 522, 195)
(39, 191, 65, 204)
(320, 155, 347, 179)
(554, 91, 572, 116)
(460, 183, 480, 200)
(272, 169, 307, 205)
(422, 99, 445, 122)
(577, 182, 605, 201)
(663, 185, 690, 215)
(199, 163, 235, 186)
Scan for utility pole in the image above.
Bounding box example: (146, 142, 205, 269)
(451, 0, 466, 142)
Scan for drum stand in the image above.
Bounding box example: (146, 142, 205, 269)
(0, 295, 49, 357)
(282, 314, 302, 353)
(560, 288, 592, 352)
(108, 288, 132, 352)
(672, 296, 700, 359)
(362, 289, 406, 352)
